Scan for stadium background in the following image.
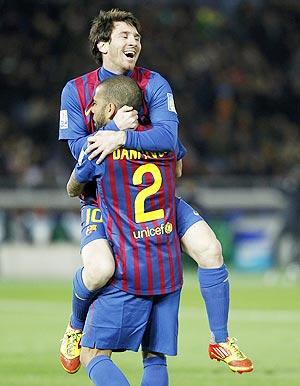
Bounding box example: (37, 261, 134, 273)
(0, 0, 299, 385)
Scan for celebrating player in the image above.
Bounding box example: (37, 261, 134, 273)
(73, 75, 183, 386)
(59, 9, 253, 375)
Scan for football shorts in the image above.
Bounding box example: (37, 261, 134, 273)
(81, 285, 181, 356)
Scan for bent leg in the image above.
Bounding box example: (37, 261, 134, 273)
(176, 198, 228, 342)
(71, 239, 115, 330)
(60, 205, 115, 374)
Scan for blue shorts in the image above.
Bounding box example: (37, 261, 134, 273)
(175, 196, 203, 238)
(80, 198, 202, 249)
(80, 205, 107, 250)
(81, 285, 181, 356)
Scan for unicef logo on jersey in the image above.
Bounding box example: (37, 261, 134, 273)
(133, 221, 174, 239)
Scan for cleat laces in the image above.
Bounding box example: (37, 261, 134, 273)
(228, 337, 246, 359)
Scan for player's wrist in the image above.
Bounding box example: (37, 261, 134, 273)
(118, 131, 126, 146)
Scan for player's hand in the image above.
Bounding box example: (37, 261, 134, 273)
(86, 131, 126, 164)
(113, 105, 139, 131)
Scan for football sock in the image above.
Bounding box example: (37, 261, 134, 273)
(198, 264, 229, 343)
(70, 267, 98, 330)
(141, 356, 168, 386)
(86, 355, 130, 386)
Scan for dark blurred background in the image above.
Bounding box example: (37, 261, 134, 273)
(0, 0, 299, 276)
(1, 0, 299, 187)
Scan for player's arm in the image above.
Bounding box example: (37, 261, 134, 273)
(67, 170, 86, 197)
(59, 81, 88, 143)
(86, 74, 179, 163)
(176, 160, 183, 178)
(59, 81, 121, 161)
(175, 138, 186, 178)
(125, 73, 179, 151)
(66, 142, 105, 197)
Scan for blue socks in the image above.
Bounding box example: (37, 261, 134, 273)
(141, 356, 168, 386)
(70, 267, 98, 330)
(198, 264, 229, 343)
(86, 355, 130, 386)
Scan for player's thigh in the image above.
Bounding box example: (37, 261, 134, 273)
(175, 196, 203, 239)
(82, 239, 115, 282)
(181, 220, 223, 267)
(80, 205, 115, 285)
(81, 285, 152, 352)
(142, 289, 181, 356)
(80, 204, 107, 250)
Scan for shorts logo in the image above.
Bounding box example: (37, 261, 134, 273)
(167, 93, 177, 113)
(59, 110, 68, 129)
(86, 224, 97, 235)
(133, 222, 173, 239)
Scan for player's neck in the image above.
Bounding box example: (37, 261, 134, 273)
(100, 66, 133, 80)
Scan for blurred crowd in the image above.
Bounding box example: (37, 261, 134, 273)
(1, 0, 299, 188)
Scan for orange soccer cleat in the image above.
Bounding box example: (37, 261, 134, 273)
(209, 337, 253, 373)
(60, 323, 82, 374)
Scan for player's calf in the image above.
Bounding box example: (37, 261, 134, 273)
(141, 352, 168, 386)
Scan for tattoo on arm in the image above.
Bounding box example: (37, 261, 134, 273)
(66, 170, 86, 197)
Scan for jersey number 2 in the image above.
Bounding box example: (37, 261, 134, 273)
(133, 164, 164, 223)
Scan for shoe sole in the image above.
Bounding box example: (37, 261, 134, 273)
(211, 357, 253, 374)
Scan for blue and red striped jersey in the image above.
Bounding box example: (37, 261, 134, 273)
(59, 66, 186, 205)
(59, 66, 179, 153)
(75, 134, 183, 296)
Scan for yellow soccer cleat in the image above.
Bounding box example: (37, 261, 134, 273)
(60, 323, 82, 374)
(208, 337, 253, 373)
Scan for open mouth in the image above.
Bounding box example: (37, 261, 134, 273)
(124, 51, 135, 60)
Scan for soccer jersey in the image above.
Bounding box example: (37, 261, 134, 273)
(59, 66, 179, 152)
(59, 66, 184, 206)
(75, 133, 183, 296)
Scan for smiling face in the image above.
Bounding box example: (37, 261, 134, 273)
(97, 21, 141, 74)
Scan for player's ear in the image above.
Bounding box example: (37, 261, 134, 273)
(97, 41, 109, 54)
(106, 103, 117, 119)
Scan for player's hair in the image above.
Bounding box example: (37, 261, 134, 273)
(89, 9, 141, 65)
(100, 75, 142, 112)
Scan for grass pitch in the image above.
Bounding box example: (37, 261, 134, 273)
(1, 270, 300, 386)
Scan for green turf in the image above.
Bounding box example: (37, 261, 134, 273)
(1, 271, 300, 386)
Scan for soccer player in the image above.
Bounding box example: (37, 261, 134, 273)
(59, 9, 253, 375)
(75, 74, 183, 386)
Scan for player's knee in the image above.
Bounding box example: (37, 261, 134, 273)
(142, 351, 166, 360)
(82, 241, 115, 290)
(83, 262, 114, 290)
(181, 221, 224, 268)
(185, 236, 223, 268)
(200, 238, 223, 268)
(80, 347, 111, 367)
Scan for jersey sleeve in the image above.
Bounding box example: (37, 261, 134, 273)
(125, 73, 179, 152)
(74, 143, 105, 183)
(59, 81, 87, 140)
(176, 139, 187, 161)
